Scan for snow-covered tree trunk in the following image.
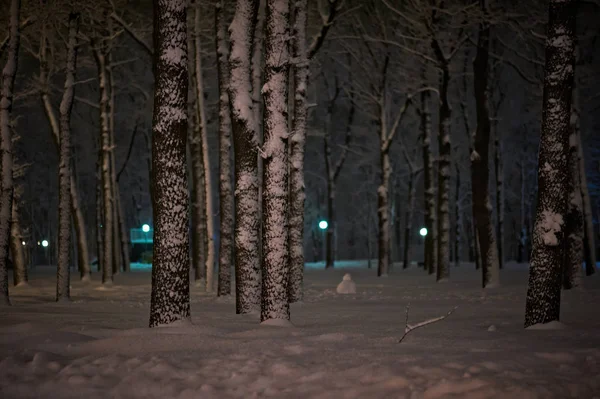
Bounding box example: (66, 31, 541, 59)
(421, 87, 437, 275)
(56, 12, 79, 302)
(435, 61, 451, 282)
(193, 3, 216, 293)
(149, 0, 191, 328)
(562, 112, 583, 290)
(0, 0, 21, 306)
(261, 0, 291, 323)
(378, 146, 391, 277)
(10, 194, 26, 286)
(216, 0, 233, 297)
(402, 171, 416, 269)
(524, 0, 576, 328)
(39, 30, 91, 281)
(288, 0, 308, 301)
(454, 164, 461, 267)
(472, 7, 499, 288)
(229, 0, 261, 314)
(494, 126, 504, 270)
(93, 44, 114, 285)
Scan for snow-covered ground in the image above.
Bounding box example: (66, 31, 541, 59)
(1, 262, 599, 398)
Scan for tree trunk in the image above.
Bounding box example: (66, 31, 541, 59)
(193, 3, 216, 293)
(0, 0, 21, 306)
(10, 195, 27, 286)
(394, 181, 402, 263)
(93, 44, 114, 285)
(229, 0, 261, 314)
(402, 172, 416, 269)
(216, 0, 233, 297)
(96, 155, 104, 272)
(377, 145, 391, 277)
(421, 86, 436, 276)
(261, 0, 290, 323)
(454, 164, 461, 267)
(524, 0, 576, 328)
(472, 4, 500, 288)
(115, 187, 130, 272)
(149, 0, 191, 328)
(288, 0, 308, 301)
(494, 124, 504, 270)
(56, 12, 79, 301)
(562, 109, 583, 290)
(435, 63, 451, 282)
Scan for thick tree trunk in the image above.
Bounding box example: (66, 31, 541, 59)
(288, 0, 308, 301)
(261, 0, 290, 323)
(229, 0, 261, 314)
(435, 63, 451, 282)
(525, 0, 576, 328)
(149, 0, 191, 328)
(421, 87, 436, 275)
(93, 45, 114, 285)
(10, 195, 27, 286)
(563, 114, 583, 290)
(0, 0, 21, 306)
(402, 172, 416, 269)
(56, 12, 79, 301)
(216, 0, 233, 297)
(377, 147, 391, 277)
(193, 4, 216, 292)
(472, 6, 500, 288)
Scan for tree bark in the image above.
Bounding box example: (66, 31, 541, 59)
(288, 0, 308, 301)
(229, 0, 261, 314)
(494, 124, 504, 270)
(96, 154, 104, 272)
(421, 85, 436, 276)
(454, 164, 461, 267)
(216, 0, 234, 297)
(149, 0, 191, 328)
(115, 187, 130, 272)
(10, 194, 27, 286)
(0, 0, 21, 306)
(193, 3, 216, 292)
(472, 1, 500, 288)
(525, 0, 576, 328)
(261, 0, 290, 323)
(402, 172, 417, 269)
(56, 12, 79, 302)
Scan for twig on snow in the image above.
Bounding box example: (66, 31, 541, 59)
(398, 303, 458, 343)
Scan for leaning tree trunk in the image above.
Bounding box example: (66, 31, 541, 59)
(402, 171, 417, 269)
(524, 0, 576, 328)
(93, 45, 114, 285)
(288, 0, 308, 302)
(435, 59, 451, 282)
(229, 0, 261, 314)
(0, 0, 21, 306)
(421, 86, 437, 275)
(216, 0, 233, 297)
(472, 6, 500, 288)
(193, 3, 216, 293)
(10, 194, 27, 286)
(56, 12, 79, 301)
(39, 29, 91, 281)
(562, 110, 583, 290)
(149, 0, 191, 328)
(261, 0, 291, 323)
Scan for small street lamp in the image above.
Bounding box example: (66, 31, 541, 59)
(318, 220, 328, 230)
(41, 239, 49, 248)
(142, 224, 150, 233)
(419, 227, 428, 237)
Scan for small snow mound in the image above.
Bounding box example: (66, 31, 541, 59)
(487, 325, 497, 332)
(14, 282, 30, 288)
(311, 332, 347, 342)
(336, 273, 356, 294)
(526, 320, 566, 330)
(260, 318, 294, 328)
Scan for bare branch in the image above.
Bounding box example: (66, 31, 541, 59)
(398, 304, 458, 343)
(110, 12, 153, 57)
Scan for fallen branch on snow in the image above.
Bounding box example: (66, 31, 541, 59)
(398, 303, 458, 343)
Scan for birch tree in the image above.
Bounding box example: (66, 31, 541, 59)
(524, 0, 576, 328)
(56, 12, 79, 302)
(0, 0, 21, 306)
(261, 0, 291, 323)
(10, 188, 27, 287)
(149, 0, 191, 328)
(216, 0, 233, 297)
(229, 0, 261, 314)
(420, 74, 436, 275)
(472, 0, 500, 288)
